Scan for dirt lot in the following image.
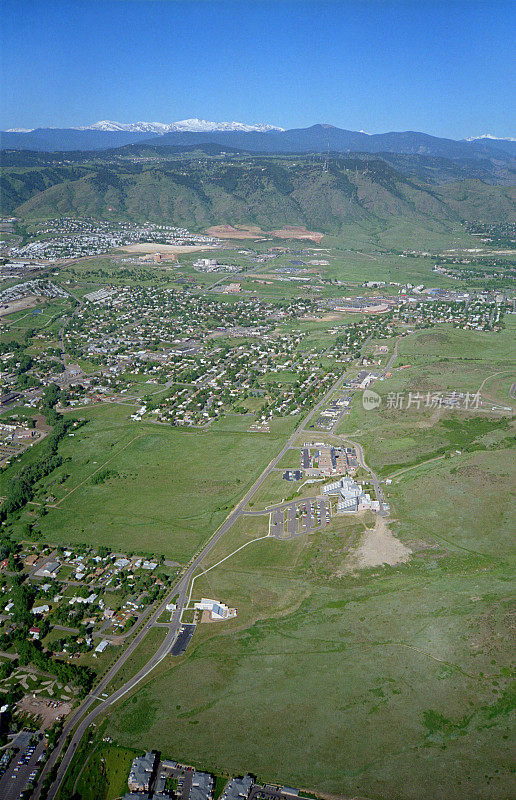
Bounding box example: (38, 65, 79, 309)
(270, 226, 324, 242)
(300, 312, 348, 322)
(17, 696, 73, 728)
(121, 243, 220, 254)
(205, 224, 324, 242)
(205, 225, 265, 239)
(352, 516, 412, 569)
(0, 295, 42, 317)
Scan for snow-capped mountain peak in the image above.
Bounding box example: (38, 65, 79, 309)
(465, 134, 516, 142)
(6, 119, 285, 134)
(87, 120, 171, 133)
(83, 118, 284, 134)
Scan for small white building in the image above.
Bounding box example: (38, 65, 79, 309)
(32, 604, 50, 615)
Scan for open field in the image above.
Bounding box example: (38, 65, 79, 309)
(1, 296, 72, 331)
(58, 737, 136, 800)
(107, 627, 168, 693)
(335, 320, 516, 478)
(204, 225, 324, 242)
(105, 490, 514, 799)
(2, 403, 298, 560)
(75, 744, 135, 800)
(101, 322, 515, 800)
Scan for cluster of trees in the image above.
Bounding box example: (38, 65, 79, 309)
(9, 576, 37, 627)
(16, 639, 93, 694)
(91, 468, 119, 485)
(0, 386, 82, 522)
(0, 423, 68, 519)
(0, 571, 93, 695)
(51, 635, 91, 656)
(336, 316, 393, 356)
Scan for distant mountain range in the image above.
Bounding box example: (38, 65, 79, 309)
(1, 122, 515, 159)
(6, 118, 285, 134)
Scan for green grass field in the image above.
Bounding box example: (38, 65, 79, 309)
(98, 322, 515, 800)
(104, 489, 514, 799)
(59, 739, 136, 800)
(106, 627, 168, 693)
(4, 403, 298, 560)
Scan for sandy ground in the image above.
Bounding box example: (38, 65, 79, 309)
(354, 516, 411, 568)
(205, 224, 324, 242)
(300, 312, 348, 322)
(206, 225, 266, 239)
(18, 696, 73, 728)
(270, 226, 324, 242)
(346, 517, 411, 572)
(0, 295, 41, 317)
(121, 243, 220, 254)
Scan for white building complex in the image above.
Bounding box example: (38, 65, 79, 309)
(322, 476, 380, 513)
(194, 598, 237, 621)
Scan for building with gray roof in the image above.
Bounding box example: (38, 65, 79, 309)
(127, 751, 158, 793)
(220, 775, 254, 800)
(190, 770, 214, 800)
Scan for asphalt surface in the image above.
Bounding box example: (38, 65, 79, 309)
(170, 624, 197, 656)
(0, 732, 45, 800)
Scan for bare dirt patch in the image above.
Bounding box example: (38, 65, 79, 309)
(300, 312, 348, 322)
(205, 225, 264, 239)
(455, 465, 504, 484)
(348, 516, 411, 570)
(18, 695, 73, 728)
(270, 226, 324, 242)
(205, 224, 324, 242)
(121, 243, 219, 254)
(0, 295, 42, 317)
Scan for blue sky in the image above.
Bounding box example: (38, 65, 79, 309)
(1, 0, 514, 138)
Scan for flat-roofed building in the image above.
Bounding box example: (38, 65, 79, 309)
(322, 476, 379, 513)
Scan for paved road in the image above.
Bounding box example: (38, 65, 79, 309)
(57, 286, 83, 369)
(332, 336, 403, 514)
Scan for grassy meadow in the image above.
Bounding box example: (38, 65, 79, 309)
(3, 402, 298, 560)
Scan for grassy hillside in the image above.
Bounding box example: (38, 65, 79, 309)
(3, 155, 514, 237)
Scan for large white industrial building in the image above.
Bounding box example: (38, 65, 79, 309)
(322, 476, 380, 513)
(194, 598, 237, 621)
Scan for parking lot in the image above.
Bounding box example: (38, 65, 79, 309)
(0, 730, 45, 800)
(170, 623, 196, 656)
(269, 498, 331, 539)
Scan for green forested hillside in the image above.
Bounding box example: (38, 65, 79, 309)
(1, 155, 515, 235)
